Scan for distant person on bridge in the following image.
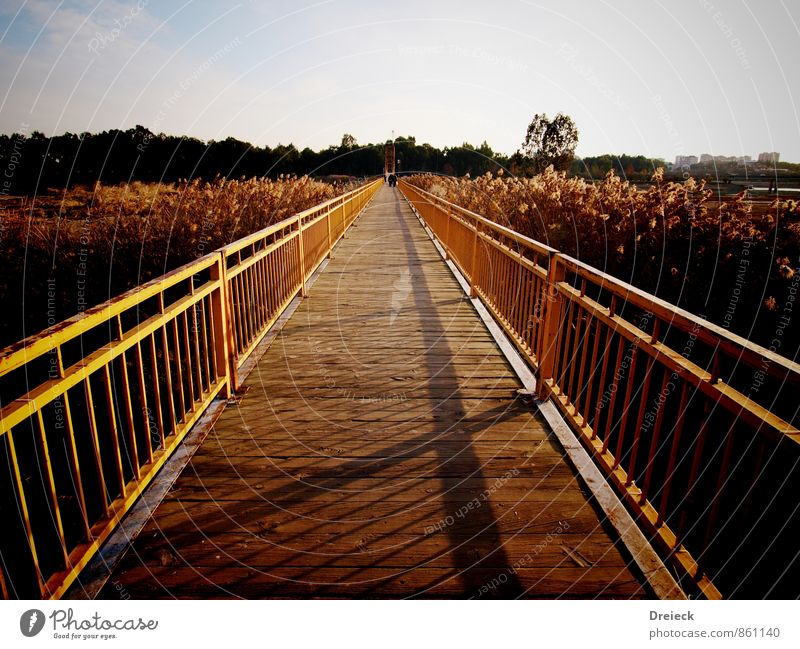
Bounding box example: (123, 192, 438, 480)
(387, 173, 397, 187)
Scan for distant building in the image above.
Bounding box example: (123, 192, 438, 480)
(736, 155, 752, 163)
(700, 154, 713, 163)
(675, 155, 698, 168)
(758, 152, 780, 163)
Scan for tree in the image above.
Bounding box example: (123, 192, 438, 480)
(340, 133, 357, 150)
(519, 113, 578, 175)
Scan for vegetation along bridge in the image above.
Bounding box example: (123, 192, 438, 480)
(0, 179, 798, 599)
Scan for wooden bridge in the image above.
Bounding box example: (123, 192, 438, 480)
(1, 179, 798, 600)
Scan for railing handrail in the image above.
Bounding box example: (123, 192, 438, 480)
(403, 181, 558, 257)
(0, 177, 382, 599)
(219, 179, 380, 257)
(0, 253, 220, 376)
(399, 177, 800, 599)
(557, 254, 800, 384)
(0, 180, 380, 373)
(401, 179, 800, 383)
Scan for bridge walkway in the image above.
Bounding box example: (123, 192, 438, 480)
(101, 186, 647, 598)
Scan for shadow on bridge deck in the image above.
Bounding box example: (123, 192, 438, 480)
(98, 185, 648, 599)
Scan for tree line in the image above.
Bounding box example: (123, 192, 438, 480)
(0, 123, 665, 194)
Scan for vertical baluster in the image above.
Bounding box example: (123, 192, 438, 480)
(443, 205, 452, 258)
(134, 341, 155, 463)
(625, 355, 654, 485)
(530, 275, 543, 354)
(486, 244, 496, 306)
(657, 381, 689, 526)
(5, 429, 45, 596)
(640, 371, 672, 504)
(520, 262, 533, 342)
(151, 331, 175, 442)
(245, 259, 257, 337)
(115, 350, 140, 481)
(570, 279, 589, 405)
(468, 223, 479, 298)
(241, 259, 255, 338)
(179, 310, 196, 404)
(101, 365, 127, 497)
(285, 237, 294, 300)
(601, 337, 626, 454)
(61, 390, 91, 541)
(278, 239, 287, 305)
(677, 400, 712, 544)
(612, 345, 639, 469)
(326, 204, 333, 257)
(564, 304, 584, 404)
(535, 254, 565, 399)
(199, 296, 212, 392)
(499, 250, 511, 319)
(515, 265, 528, 345)
(591, 324, 614, 440)
(83, 377, 110, 516)
(190, 304, 204, 401)
(170, 317, 187, 419)
(580, 311, 601, 417)
(34, 410, 69, 570)
(229, 260, 243, 353)
(267, 247, 277, 316)
(506, 252, 517, 326)
(235, 270, 249, 349)
(555, 299, 577, 393)
(574, 314, 594, 419)
(256, 249, 268, 328)
(210, 255, 234, 397)
(282, 239, 296, 308)
(703, 419, 737, 550)
(297, 218, 307, 297)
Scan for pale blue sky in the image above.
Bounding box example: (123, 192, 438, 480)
(1, 0, 798, 160)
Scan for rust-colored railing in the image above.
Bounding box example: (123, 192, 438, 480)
(0, 178, 381, 599)
(400, 179, 800, 599)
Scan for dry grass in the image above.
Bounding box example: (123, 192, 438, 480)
(0, 176, 361, 347)
(407, 168, 800, 353)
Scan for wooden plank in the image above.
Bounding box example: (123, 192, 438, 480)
(114, 531, 633, 571)
(101, 565, 646, 599)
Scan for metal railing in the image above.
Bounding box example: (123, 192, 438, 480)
(400, 179, 800, 599)
(0, 178, 382, 599)
(221, 180, 376, 384)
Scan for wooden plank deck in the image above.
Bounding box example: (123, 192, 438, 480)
(101, 185, 649, 599)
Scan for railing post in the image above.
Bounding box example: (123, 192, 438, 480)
(211, 252, 236, 397)
(443, 205, 452, 260)
(326, 204, 333, 259)
(297, 217, 307, 297)
(535, 252, 566, 399)
(343, 200, 351, 237)
(469, 220, 479, 298)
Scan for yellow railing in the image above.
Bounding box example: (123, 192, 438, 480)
(0, 178, 382, 599)
(220, 180, 377, 385)
(400, 179, 800, 599)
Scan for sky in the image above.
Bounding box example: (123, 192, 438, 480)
(0, 0, 798, 161)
